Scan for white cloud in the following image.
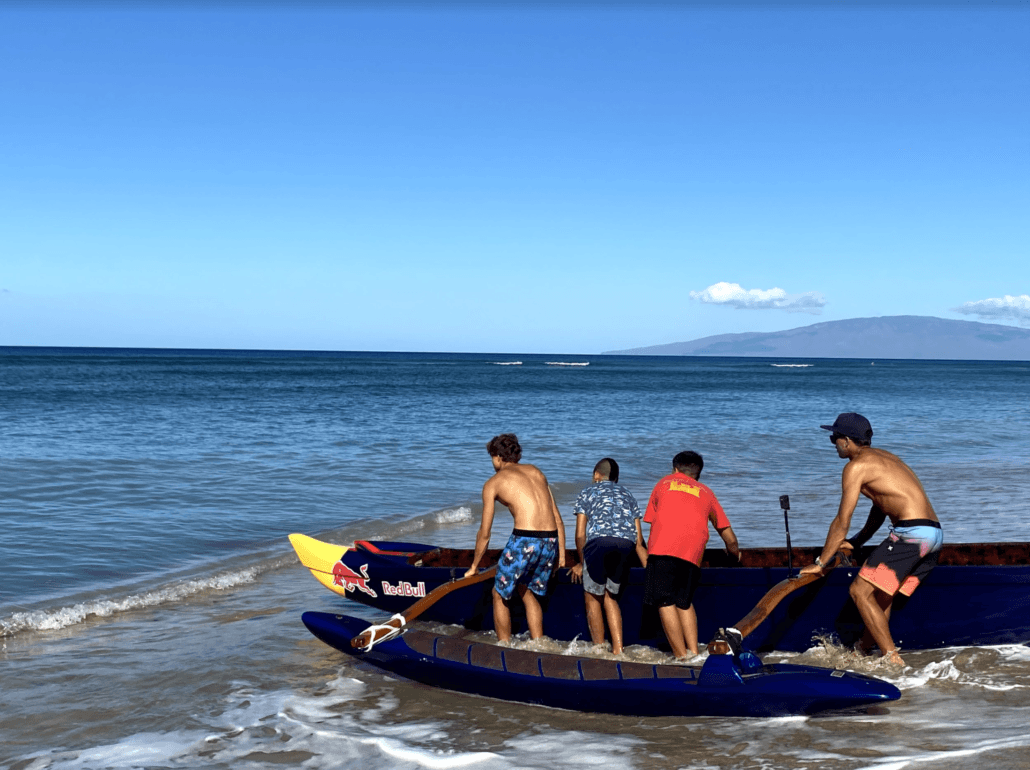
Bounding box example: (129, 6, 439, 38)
(689, 282, 826, 314)
(953, 294, 1030, 326)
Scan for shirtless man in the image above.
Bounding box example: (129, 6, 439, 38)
(800, 413, 943, 667)
(465, 434, 566, 642)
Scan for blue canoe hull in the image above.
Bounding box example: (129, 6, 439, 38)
(301, 611, 900, 717)
(325, 541, 1030, 653)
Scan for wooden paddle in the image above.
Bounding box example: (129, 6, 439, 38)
(351, 565, 499, 651)
(707, 546, 852, 655)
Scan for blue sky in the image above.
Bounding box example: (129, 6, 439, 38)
(1, 3, 1027, 353)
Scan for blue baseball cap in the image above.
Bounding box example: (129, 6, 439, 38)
(820, 413, 873, 442)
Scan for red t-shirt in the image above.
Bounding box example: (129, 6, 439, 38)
(644, 472, 731, 566)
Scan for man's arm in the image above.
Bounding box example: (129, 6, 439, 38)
(801, 463, 863, 575)
(846, 504, 887, 549)
(550, 489, 566, 569)
(569, 514, 587, 580)
(634, 517, 648, 568)
(465, 481, 496, 577)
(717, 525, 740, 561)
(708, 501, 738, 561)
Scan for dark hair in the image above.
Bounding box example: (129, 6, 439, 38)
(593, 457, 619, 483)
(673, 450, 703, 475)
(486, 434, 522, 463)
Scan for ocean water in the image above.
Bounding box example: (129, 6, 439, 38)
(2, 347, 1029, 770)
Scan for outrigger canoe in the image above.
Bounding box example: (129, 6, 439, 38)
(301, 611, 901, 717)
(290, 534, 1030, 652)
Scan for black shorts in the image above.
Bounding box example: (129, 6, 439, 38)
(582, 536, 635, 597)
(643, 555, 701, 610)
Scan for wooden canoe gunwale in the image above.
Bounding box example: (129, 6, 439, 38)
(409, 542, 1030, 570)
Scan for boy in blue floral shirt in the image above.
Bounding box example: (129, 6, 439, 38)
(568, 458, 647, 654)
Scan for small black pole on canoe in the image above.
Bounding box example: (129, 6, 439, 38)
(780, 495, 793, 578)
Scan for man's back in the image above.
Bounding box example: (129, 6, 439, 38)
(645, 471, 729, 566)
(486, 463, 559, 531)
(575, 481, 640, 542)
(847, 447, 938, 523)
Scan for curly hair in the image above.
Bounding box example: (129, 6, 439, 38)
(486, 433, 522, 463)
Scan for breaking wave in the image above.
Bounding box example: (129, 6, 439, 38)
(0, 565, 268, 638)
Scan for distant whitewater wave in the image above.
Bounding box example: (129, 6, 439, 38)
(364, 506, 475, 542)
(490, 361, 522, 365)
(433, 506, 474, 524)
(545, 362, 589, 367)
(771, 364, 813, 368)
(0, 565, 267, 637)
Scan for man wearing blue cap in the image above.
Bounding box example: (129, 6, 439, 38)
(800, 412, 942, 667)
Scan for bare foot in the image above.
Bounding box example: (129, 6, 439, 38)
(883, 649, 905, 668)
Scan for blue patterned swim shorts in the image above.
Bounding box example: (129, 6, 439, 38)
(494, 529, 559, 601)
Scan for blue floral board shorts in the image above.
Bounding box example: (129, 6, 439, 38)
(494, 529, 559, 601)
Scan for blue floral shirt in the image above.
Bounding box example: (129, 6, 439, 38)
(572, 481, 642, 542)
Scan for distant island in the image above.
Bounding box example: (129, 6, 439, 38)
(606, 316, 1030, 361)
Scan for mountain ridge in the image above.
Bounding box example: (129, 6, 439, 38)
(606, 316, 1030, 360)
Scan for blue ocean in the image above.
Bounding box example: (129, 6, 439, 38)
(2, 348, 1029, 770)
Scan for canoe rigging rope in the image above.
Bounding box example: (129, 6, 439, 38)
(357, 613, 406, 651)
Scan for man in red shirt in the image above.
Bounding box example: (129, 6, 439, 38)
(644, 451, 739, 658)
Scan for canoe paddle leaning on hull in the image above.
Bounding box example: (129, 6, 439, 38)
(708, 546, 853, 656)
(349, 565, 499, 650)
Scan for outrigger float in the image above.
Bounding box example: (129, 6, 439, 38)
(301, 611, 901, 717)
(290, 534, 1030, 652)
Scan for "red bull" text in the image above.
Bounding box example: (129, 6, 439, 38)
(380, 581, 426, 597)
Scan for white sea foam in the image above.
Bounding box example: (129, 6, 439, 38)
(10, 676, 644, 770)
(771, 363, 813, 367)
(776, 640, 1030, 692)
(434, 506, 474, 524)
(545, 361, 589, 366)
(368, 507, 474, 541)
(998, 643, 1030, 662)
(0, 568, 259, 637)
(894, 659, 1024, 691)
(489, 361, 522, 365)
(853, 733, 1030, 770)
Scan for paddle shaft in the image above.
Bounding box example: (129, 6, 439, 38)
(351, 564, 498, 649)
(707, 547, 851, 655)
(402, 565, 498, 621)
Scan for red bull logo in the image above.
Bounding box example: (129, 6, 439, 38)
(332, 561, 377, 598)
